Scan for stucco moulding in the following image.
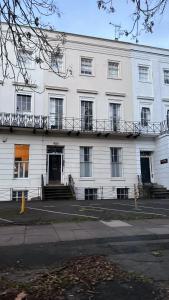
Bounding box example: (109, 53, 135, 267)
(105, 92, 126, 97)
(13, 81, 37, 89)
(77, 89, 98, 95)
(137, 96, 154, 101)
(45, 86, 69, 92)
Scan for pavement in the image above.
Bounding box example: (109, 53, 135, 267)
(1, 218, 169, 246)
(1, 217, 169, 290)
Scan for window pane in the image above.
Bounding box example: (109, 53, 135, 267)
(167, 110, 169, 127)
(81, 101, 93, 130)
(139, 66, 149, 81)
(18, 50, 32, 68)
(14, 145, 29, 178)
(108, 61, 119, 78)
(109, 103, 121, 130)
(111, 148, 122, 177)
(50, 98, 63, 129)
(81, 58, 92, 75)
(164, 70, 169, 84)
(141, 107, 150, 126)
(117, 188, 128, 200)
(17, 94, 31, 113)
(80, 147, 92, 177)
(85, 188, 97, 200)
(51, 54, 63, 71)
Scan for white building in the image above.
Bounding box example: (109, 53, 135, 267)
(0, 31, 169, 201)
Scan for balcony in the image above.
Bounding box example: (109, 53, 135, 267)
(0, 112, 167, 137)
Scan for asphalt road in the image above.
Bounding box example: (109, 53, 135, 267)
(1, 198, 169, 225)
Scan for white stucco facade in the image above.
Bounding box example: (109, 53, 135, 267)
(132, 44, 169, 189)
(0, 30, 169, 201)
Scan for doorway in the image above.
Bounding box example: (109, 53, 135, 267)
(48, 154, 62, 184)
(47, 146, 64, 184)
(140, 151, 152, 184)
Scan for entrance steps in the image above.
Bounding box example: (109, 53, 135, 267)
(44, 185, 74, 201)
(143, 183, 169, 199)
(149, 184, 169, 199)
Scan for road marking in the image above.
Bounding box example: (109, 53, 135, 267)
(101, 220, 132, 227)
(27, 206, 98, 219)
(72, 205, 166, 217)
(107, 202, 169, 212)
(136, 205, 169, 211)
(0, 217, 13, 223)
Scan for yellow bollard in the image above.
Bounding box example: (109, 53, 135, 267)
(20, 192, 26, 214)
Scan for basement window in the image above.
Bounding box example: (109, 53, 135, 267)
(85, 188, 97, 200)
(117, 188, 129, 200)
(12, 190, 28, 201)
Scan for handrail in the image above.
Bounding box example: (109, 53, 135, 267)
(0, 112, 169, 135)
(68, 174, 76, 200)
(41, 174, 45, 201)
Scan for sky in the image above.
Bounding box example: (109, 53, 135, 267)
(48, 0, 169, 49)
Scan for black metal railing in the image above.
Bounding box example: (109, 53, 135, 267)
(0, 112, 168, 135)
(68, 174, 76, 200)
(41, 174, 45, 201)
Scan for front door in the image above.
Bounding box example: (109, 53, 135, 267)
(140, 157, 151, 183)
(49, 154, 62, 183)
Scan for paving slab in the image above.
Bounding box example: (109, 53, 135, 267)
(0, 234, 24, 246)
(0, 225, 25, 235)
(52, 223, 82, 230)
(117, 227, 151, 236)
(147, 227, 169, 235)
(26, 225, 56, 235)
(101, 220, 132, 227)
(72, 229, 93, 240)
(56, 229, 76, 241)
(24, 234, 59, 244)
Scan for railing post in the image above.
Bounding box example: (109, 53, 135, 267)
(73, 117, 75, 131)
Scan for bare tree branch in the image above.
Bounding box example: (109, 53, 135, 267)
(97, 0, 168, 41)
(0, 0, 71, 88)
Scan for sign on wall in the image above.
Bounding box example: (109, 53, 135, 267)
(160, 159, 168, 164)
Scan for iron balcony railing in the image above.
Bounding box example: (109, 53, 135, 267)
(0, 112, 168, 135)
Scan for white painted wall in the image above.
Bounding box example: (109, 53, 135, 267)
(154, 135, 169, 189)
(1, 30, 169, 200)
(0, 133, 137, 200)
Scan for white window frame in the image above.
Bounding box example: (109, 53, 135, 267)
(12, 190, 28, 201)
(108, 60, 121, 79)
(51, 53, 64, 73)
(80, 96, 96, 126)
(16, 94, 32, 114)
(139, 100, 153, 125)
(141, 107, 151, 127)
(80, 56, 94, 76)
(17, 49, 34, 69)
(80, 147, 93, 178)
(85, 188, 97, 200)
(111, 147, 123, 178)
(138, 65, 150, 82)
(14, 144, 30, 179)
(49, 96, 64, 129)
(48, 93, 66, 118)
(109, 102, 122, 131)
(163, 69, 169, 85)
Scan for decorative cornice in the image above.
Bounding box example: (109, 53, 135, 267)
(105, 92, 126, 97)
(45, 85, 69, 92)
(77, 89, 98, 95)
(162, 98, 169, 102)
(13, 81, 37, 88)
(137, 96, 154, 101)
